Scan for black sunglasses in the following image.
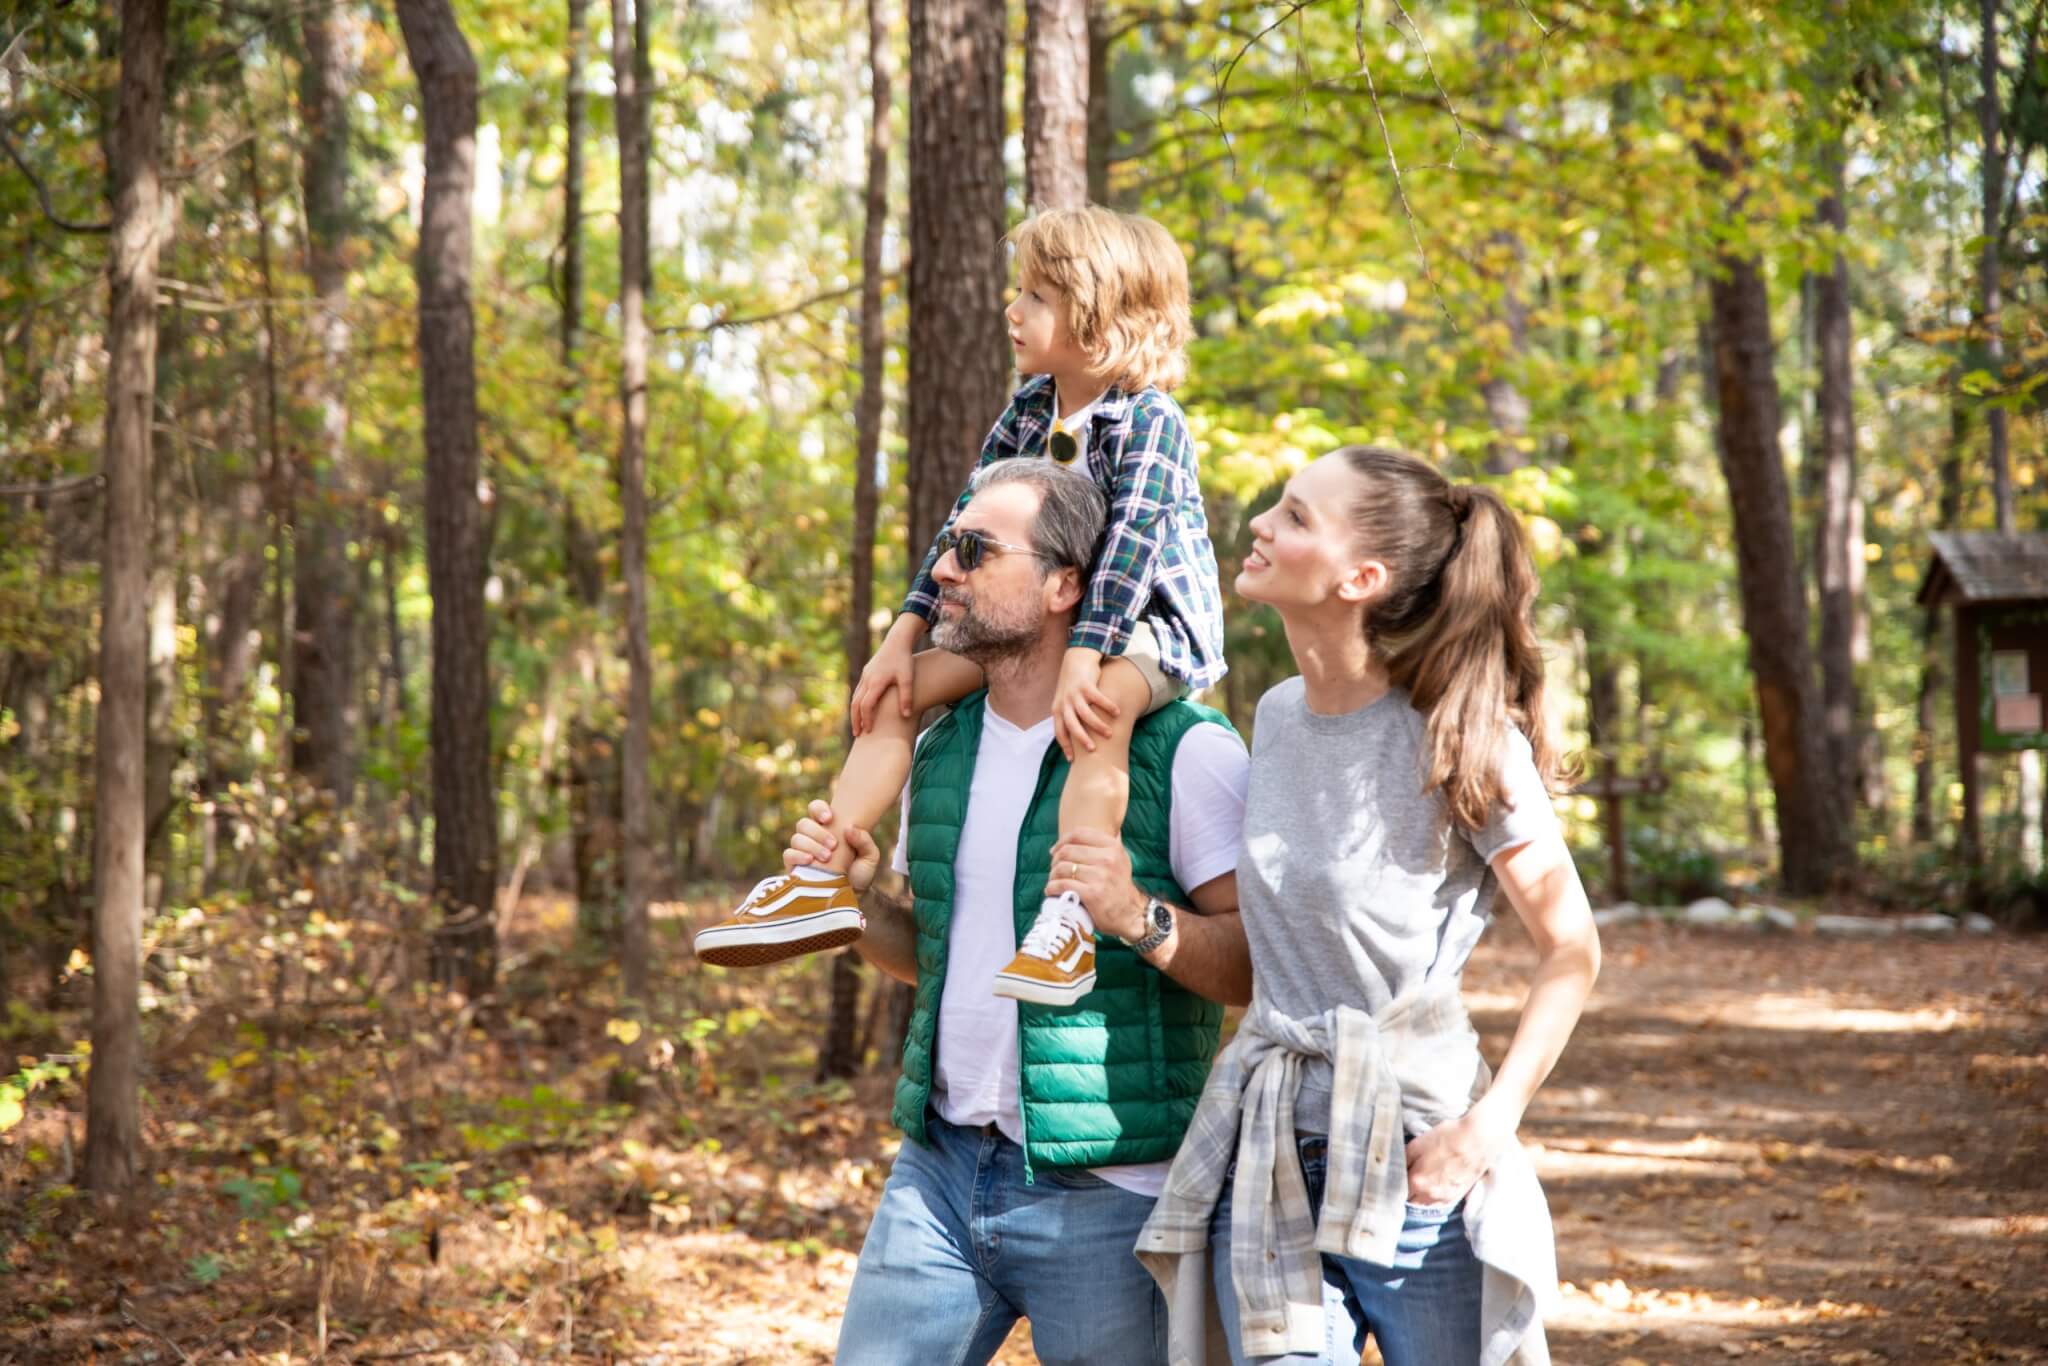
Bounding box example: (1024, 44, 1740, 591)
(934, 526, 1035, 572)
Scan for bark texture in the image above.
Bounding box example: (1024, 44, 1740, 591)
(86, 0, 170, 1198)
(292, 0, 361, 801)
(1024, 0, 1089, 210)
(1814, 142, 1862, 812)
(613, 0, 654, 1008)
(906, 0, 1009, 564)
(395, 0, 498, 994)
(1696, 139, 1851, 893)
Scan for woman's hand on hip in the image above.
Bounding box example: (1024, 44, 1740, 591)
(1403, 1100, 1515, 1208)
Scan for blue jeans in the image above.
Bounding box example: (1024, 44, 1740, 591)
(836, 1113, 1168, 1365)
(1210, 1135, 1484, 1366)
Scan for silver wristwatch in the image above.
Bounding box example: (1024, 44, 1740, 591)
(1121, 895, 1175, 956)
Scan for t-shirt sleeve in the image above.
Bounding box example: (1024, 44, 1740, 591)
(1469, 726, 1560, 864)
(1168, 722, 1252, 896)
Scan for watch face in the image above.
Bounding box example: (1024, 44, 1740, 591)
(1151, 900, 1173, 933)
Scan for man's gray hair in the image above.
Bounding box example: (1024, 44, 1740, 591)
(968, 460, 1108, 578)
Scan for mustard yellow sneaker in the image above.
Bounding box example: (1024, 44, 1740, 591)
(693, 868, 865, 967)
(992, 893, 1097, 1005)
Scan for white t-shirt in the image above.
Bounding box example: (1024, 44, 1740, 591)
(1053, 386, 1109, 439)
(889, 704, 1251, 1197)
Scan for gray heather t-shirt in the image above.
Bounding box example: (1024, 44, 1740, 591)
(1237, 676, 1559, 1134)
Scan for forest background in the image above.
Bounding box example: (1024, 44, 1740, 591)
(0, 0, 2044, 1361)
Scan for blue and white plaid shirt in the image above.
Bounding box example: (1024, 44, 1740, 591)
(901, 375, 1228, 692)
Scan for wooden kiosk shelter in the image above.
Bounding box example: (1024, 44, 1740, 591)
(1918, 531, 2048, 868)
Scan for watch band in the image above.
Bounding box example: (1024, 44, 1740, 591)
(1126, 897, 1174, 955)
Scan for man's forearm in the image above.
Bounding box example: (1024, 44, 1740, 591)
(855, 884, 918, 985)
(1141, 906, 1252, 1008)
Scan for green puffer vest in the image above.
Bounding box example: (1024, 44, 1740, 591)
(890, 690, 1235, 1179)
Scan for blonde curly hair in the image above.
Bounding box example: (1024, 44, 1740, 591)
(1008, 206, 1194, 394)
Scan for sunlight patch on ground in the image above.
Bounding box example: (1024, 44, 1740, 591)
(1703, 995, 1976, 1034)
(1553, 1279, 1884, 1340)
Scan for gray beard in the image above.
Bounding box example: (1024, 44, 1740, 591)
(929, 593, 1039, 664)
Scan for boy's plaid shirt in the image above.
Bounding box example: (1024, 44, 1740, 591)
(901, 375, 1228, 692)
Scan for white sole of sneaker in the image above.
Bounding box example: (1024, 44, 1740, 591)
(990, 968, 1097, 1006)
(694, 907, 864, 968)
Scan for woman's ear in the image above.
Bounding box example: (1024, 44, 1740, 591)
(1335, 558, 1387, 605)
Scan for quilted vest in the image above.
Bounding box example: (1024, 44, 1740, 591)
(890, 690, 1236, 1178)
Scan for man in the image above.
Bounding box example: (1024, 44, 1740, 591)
(785, 460, 1253, 1365)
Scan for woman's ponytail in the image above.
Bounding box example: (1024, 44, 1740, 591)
(1341, 448, 1562, 831)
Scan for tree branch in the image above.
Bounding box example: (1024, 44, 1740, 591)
(0, 120, 110, 234)
(651, 283, 862, 335)
(0, 471, 104, 499)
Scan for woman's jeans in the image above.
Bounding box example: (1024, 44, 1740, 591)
(1210, 1134, 1484, 1366)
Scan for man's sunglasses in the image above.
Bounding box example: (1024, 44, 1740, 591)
(934, 526, 1035, 572)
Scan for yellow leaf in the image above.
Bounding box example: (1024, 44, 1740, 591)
(0, 1093, 22, 1132)
(605, 1018, 643, 1045)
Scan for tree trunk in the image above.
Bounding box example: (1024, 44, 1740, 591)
(613, 0, 654, 1011)
(559, 0, 619, 946)
(291, 0, 362, 803)
(1695, 140, 1851, 894)
(1980, 0, 2012, 531)
(1480, 227, 1530, 475)
(907, 0, 1009, 562)
(822, 0, 896, 1084)
(1024, 0, 1088, 211)
(396, 0, 497, 996)
(85, 0, 170, 1199)
(1813, 139, 1861, 815)
(1086, 4, 1110, 203)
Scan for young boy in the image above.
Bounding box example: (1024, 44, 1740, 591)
(692, 206, 1226, 1003)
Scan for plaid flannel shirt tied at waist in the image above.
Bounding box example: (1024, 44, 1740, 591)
(1135, 987, 1559, 1366)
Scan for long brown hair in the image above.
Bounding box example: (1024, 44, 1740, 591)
(1338, 446, 1563, 830)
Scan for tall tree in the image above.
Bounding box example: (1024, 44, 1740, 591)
(1814, 127, 1862, 809)
(1696, 132, 1853, 894)
(1979, 0, 2012, 532)
(822, 0, 894, 1083)
(292, 0, 361, 802)
(561, 0, 620, 944)
(613, 0, 654, 1013)
(85, 0, 170, 1197)
(907, 0, 1009, 561)
(1024, 0, 1089, 210)
(395, 0, 497, 995)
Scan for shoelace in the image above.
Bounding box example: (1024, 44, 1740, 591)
(736, 873, 791, 915)
(1018, 896, 1092, 961)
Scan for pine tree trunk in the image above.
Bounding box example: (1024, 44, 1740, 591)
(822, 0, 895, 1083)
(396, 0, 498, 996)
(1024, 0, 1088, 211)
(292, 0, 361, 803)
(1813, 141, 1861, 815)
(1086, 4, 1110, 203)
(1695, 138, 1851, 894)
(907, 0, 1008, 562)
(613, 0, 654, 1011)
(1980, 0, 2012, 531)
(85, 0, 170, 1199)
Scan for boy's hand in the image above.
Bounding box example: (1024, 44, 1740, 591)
(783, 800, 882, 893)
(1053, 647, 1118, 760)
(850, 631, 917, 736)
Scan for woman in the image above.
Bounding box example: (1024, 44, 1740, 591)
(1137, 447, 1601, 1366)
